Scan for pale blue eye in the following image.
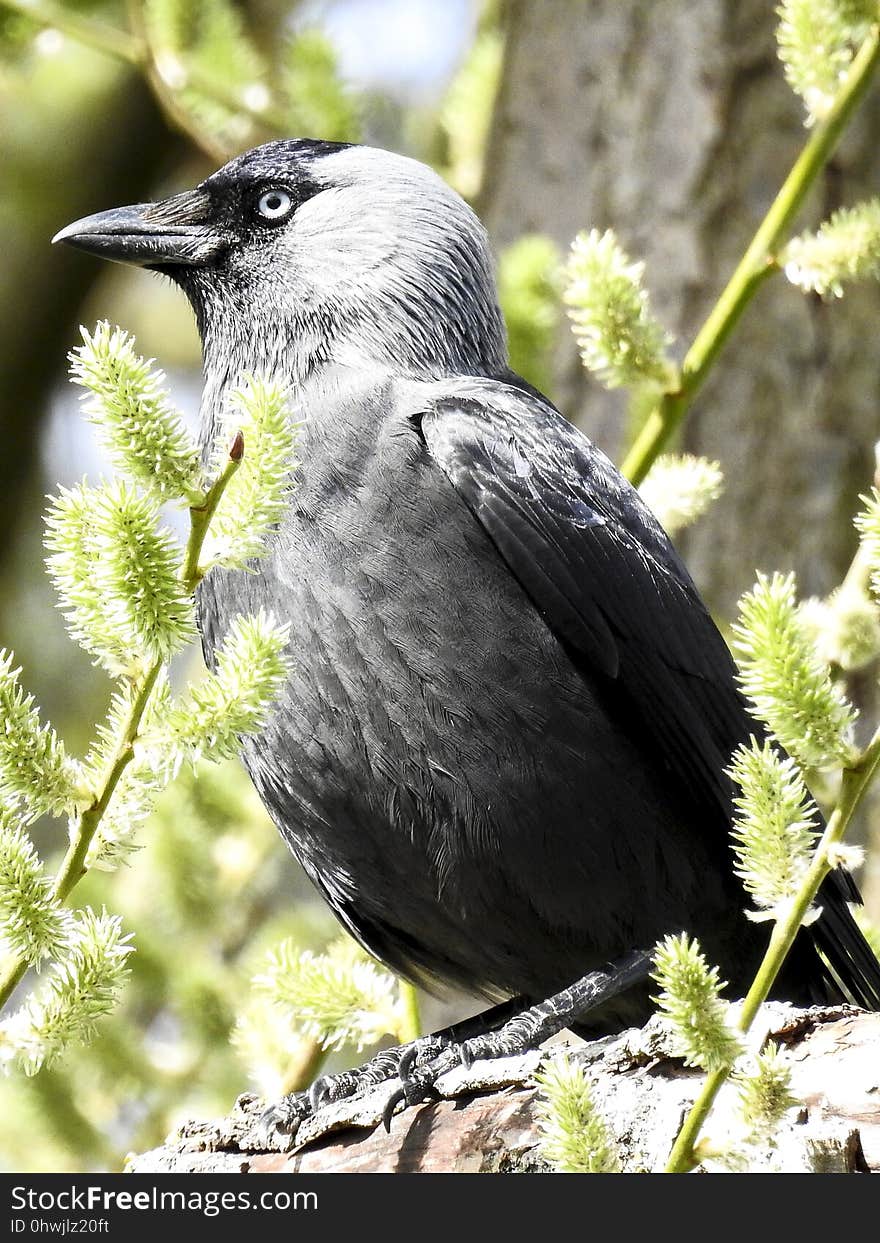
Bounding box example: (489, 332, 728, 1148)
(257, 189, 293, 220)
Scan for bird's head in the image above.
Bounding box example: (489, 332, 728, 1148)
(54, 139, 507, 383)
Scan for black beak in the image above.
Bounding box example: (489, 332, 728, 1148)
(52, 189, 226, 268)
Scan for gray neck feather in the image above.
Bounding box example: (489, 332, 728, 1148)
(194, 267, 508, 457)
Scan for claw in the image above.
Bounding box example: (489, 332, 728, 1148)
(382, 1087, 406, 1132)
(309, 1075, 332, 1113)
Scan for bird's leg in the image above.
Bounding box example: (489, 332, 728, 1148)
(383, 948, 653, 1128)
(258, 995, 525, 1146)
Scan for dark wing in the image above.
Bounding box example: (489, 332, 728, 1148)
(421, 382, 880, 1010)
(421, 385, 753, 837)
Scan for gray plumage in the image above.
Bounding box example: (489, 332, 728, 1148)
(54, 139, 880, 1028)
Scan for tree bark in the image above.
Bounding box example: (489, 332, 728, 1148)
(479, 0, 880, 910)
(128, 1005, 880, 1174)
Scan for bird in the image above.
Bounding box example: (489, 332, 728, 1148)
(54, 139, 880, 1128)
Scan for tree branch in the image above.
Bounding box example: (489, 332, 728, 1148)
(128, 1004, 880, 1173)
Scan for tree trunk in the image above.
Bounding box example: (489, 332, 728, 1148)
(479, 0, 880, 911)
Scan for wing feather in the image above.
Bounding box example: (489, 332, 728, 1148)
(421, 387, 752, 831)
(419, 381, 880, 1008)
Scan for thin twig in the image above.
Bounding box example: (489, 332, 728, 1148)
(183, 449, 243, 589)
(399, 980, 422, 1044)
(1, 0, 143, 64)
(665, 724, 880, 1172)
(0, 0, 290, 152)
(126, 0, 229, 163)
(281, 1038, 328, 1097)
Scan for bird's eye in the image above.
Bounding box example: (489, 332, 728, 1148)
(256, 189, 293, 221)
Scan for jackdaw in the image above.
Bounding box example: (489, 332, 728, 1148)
(54, 139, 880, 1127)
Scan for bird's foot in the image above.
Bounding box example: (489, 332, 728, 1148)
(380, 948, 653, 1129)
(257, 1032, 452, 1149)
(259, 952, 652, 1144)
(257, 1090, 312, 1148)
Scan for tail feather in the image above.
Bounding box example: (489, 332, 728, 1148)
(810, 874, 880, 1011)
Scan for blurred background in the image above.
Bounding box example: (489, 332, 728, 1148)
(1, 0, 879, 1171)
